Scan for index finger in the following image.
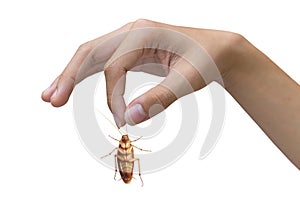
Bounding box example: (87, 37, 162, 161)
(104, 50, 143, 127)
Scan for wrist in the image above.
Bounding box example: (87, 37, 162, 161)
(219, 33, 254, 90)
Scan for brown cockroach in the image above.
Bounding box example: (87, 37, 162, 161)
(97, 109, 150, 186)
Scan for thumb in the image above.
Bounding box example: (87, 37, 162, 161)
(125, 58, 206, 125)
(125, 84, 177, 125)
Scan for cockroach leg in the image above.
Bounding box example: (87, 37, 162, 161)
(131, 136, 143, 142)
(101, 147, 118, 159)
(134, 158, 144, 187)
(114, 154, 118, 180)
(132, 145, 151, 152)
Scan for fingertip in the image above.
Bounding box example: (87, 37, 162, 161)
(41, 91, 49, 102)
(50, 101, 66, 107)
(113, 114, 126, 128)
(50, 89, 69, 107)
(50, 98, 67, 107)
(41, 84, 56, 102)
(50, 89, 59, 107)
(48, 75, 75, 107)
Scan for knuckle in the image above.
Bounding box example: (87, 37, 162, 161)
(59, 73, 75, 83)
(124, 21, 134, 27)
(132, 18, 154, 28)
(134, 18, 149, 23)
(153, 93, 167, 108)
(77, 42, 92, 54)
(151, 86, 175, 109)
(103, 65, 114, 76)
(224, 32, 246, 49)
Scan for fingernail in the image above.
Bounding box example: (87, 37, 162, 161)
(113, 114, 121, 128)
(125, 104, 147, 125)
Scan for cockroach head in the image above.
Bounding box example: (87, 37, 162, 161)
(121, 134, 129, 141)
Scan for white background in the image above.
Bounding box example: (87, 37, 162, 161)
(0, 0, 299, 199)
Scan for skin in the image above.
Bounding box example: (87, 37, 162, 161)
(41, 19, 300, 169)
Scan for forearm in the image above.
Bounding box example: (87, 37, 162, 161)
(224, 38, 300, 169)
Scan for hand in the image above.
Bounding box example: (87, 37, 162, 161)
(42, 19, 300, 169)
(41, 19, 239, 127)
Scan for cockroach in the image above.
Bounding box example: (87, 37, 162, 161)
(97, 109, 150, 186)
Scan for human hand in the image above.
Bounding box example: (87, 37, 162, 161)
(42, 19, 300, 168)
(41, 19, 242, 127)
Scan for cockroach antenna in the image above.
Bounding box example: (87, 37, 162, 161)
(95, 108, 124, 136)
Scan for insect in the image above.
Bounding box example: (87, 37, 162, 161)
(97, 109, 150, 186)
